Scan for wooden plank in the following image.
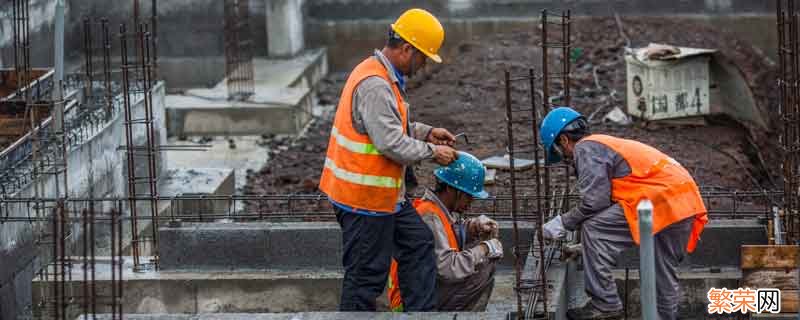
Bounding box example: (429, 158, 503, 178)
(783, 290, 798, 313)
(743, 269, 800, 290)
(741, 245, 800, 269)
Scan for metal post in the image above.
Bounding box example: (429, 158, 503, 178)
(638, 199, 657, 320)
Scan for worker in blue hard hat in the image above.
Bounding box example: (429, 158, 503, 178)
(539, 106, 707, 320)
(387, 151, 503, 311)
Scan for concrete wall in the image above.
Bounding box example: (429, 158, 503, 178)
(0, 1, 780, 79)
(0, 82, 167, 320)
(309, 15, 779, 72)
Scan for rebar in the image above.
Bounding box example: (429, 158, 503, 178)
(224, 0, 255, 101)
(777, 0, 800, 244)
(120, 21, 161, 271)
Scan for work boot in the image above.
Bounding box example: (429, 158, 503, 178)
(566, 302, 623, 320)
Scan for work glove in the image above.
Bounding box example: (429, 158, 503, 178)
(470, 215, 499, 240)
(481, 238, 504, 259)
(542, 215, 567, 240)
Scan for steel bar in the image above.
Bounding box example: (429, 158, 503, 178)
(778, 0, 800, 244)
(224, 0, 255, 101)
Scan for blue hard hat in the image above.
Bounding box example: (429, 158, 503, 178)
(434, 151, 490, 199)
(540, 106, 584, 164)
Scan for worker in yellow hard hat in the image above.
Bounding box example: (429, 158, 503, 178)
(319, 8, 456, 312)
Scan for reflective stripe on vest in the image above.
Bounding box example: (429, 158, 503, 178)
(318, 56, 408, 213)
(324, 158, 402, 189)
(581, 134, 708, 253)
(387, 199, 457, 312)
(330, 127, 381, 155)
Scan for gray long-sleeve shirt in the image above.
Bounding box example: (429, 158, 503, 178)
(351, 50, 436, 199)
(561, 140, 633, 231)
(418, 189, 496, 311)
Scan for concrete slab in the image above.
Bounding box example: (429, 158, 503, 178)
(159, 168, 235, 217)
(164, 136, 270, 192)
(617, 218, 767, 268)
(165, 91, 312, 136)
(157, 221, 536, 271)
(42, 258, 518, 315)
(165, 49, 327, 137)
(77, 312, 511, 320)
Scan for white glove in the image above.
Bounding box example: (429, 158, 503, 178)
(542, 216, 567, 240)
(481, 238, 504, 259)
(473, 215, 499, 239)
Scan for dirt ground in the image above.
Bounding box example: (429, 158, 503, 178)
(245, 16, 781, 199)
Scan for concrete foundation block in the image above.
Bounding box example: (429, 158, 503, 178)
(265, 223, 341, 269)
(159, 224, 269, 271)
(617, 219, 767, 268)
(158, 221, 535, 271)
(266, 0, 305, 57)
(160, 168, 236, 218)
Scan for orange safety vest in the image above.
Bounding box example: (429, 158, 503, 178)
(581, 134, 708, 252)
(387, 198, 459, 312)
(318, 57, 408, 213)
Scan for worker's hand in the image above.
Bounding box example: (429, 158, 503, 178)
(542, 215, 567, 240)
(428, 128, 456, 146)
(433, 145, 458, 165)
(481, 238, 503, 259)
(471, 215, 499, 240)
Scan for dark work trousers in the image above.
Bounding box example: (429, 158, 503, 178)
(336, 201, 437, 311)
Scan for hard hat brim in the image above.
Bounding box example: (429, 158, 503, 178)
(426, 53, 443, 63)
(391, 23, 443, 63)
(472, 190, 489, 199)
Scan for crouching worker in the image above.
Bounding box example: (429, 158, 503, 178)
(387, 152, 504, 311)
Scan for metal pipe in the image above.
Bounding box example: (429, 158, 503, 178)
(638, 199, 657, 320)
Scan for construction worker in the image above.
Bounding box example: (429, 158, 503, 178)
(539, 107, 708, 320)
(387, 152, 504, 312)
(318, 8, 458, 311)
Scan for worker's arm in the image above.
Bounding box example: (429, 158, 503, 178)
(352, 77, 434, 166)
(561, 141, 623, 231)
(409, 121, 433, 142)
(420, 213, 488, 282)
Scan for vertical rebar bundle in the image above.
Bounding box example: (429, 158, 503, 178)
(504, 10, 573, 319)
(224, 0, 255, 101)
(540, 9, 573, 196)
(120, 22, 160, 271)
(778, 0, 800, 245)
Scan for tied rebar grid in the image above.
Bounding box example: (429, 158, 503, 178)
(132, 0, 159, 80)
(120, 22, 160, 271)
(224, 0, 255, 101)
(778, 0, 800, 245)
(18, 200, 125, 320)
(3, 0, 69, 206)
(502, 10, 573, 319)
(83, 18, 116, 123)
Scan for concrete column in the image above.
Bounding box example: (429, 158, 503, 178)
(266, 0, 305, 57)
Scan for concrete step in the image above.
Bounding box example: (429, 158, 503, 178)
(36, 258, 518, 316)
(157, 221, 536, 271)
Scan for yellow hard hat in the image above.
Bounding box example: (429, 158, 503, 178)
(391, 9, 445, 63)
